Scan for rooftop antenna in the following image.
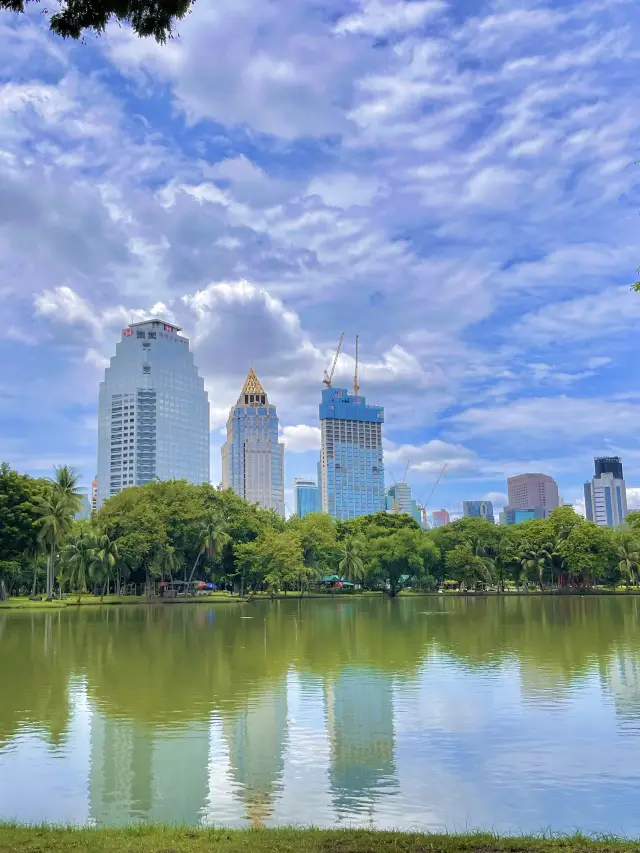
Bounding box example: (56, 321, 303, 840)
(323, 333, 345, 388)
(353, 335, 359, 396)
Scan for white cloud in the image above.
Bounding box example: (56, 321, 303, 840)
(334, 0, 445, 37)
(280, 424, 321, 452)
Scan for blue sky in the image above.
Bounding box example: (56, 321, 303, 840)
(1, 0, 640, 517)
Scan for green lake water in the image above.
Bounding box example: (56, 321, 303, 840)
(1, 596, 640, 833)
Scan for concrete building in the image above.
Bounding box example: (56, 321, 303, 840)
(294, 478, 319, 518)
(507, 473, 559, 519)
(91, 478, 98, 515)
(221, 368, 285, 517)
(319, 386, 385, 520)
(584, 456, 628, 527)
(385, 483, 423, 527)
(431, 509, 450, 528)
(97, 319, 210, 508)
(462, 500, 495, 524)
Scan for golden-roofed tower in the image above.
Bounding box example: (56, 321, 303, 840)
(237, 367, 268, 406)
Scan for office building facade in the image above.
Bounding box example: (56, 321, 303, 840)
(385, 483, 423, 526)
(503, 507, 546, 525)
(431, 509, 450, 528)
(222, 368, 285, 517)
(319, 386, 385, 520)
(294, 478, 319, 518)
(97, 320, 210, 508)
(507, 473, 559, 519)
(584, 456, 628, 527)
(462, 500, 495, 524)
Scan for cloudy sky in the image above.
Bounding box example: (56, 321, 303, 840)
(1, 0, 639, 517)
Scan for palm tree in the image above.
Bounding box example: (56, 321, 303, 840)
(95, 534, 120, 601)
(187, 517, 229, 585)
(63, 533, 98, 602)
(339, 535, 365, 583)
(49, 465, 84, 516)
(35, 494, 76, 600)
(617, 539, 640, 590)
(520, 543, 553, 591)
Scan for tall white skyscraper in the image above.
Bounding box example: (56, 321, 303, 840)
(221, 368, 285, 517)
(584, 456, 628, 527)
(96, 319, 210, 508)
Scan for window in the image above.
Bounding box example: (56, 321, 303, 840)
(137, 330, 146, 339)
(148, 332, 156, 339)
(143, 365, 151, 374)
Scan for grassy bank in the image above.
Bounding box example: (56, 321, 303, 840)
(0, 827, 637, 853)
(0, 593, 243, 610)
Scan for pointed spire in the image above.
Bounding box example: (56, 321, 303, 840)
(241, 367, 266, 396)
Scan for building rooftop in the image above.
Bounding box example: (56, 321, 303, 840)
(241, 367, 266, 396)
(128, 318, 183, 332)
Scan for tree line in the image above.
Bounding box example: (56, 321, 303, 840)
(2, 462, 640, 600)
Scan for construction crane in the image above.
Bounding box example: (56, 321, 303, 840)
(417, 463, 449, 529)
(323, 332, 344, 387)
(353, 335, 359, 396)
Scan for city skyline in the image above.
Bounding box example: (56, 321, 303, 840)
(41, 317, 640, 520)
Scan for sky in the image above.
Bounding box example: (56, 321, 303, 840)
(1, 0, 640, 518)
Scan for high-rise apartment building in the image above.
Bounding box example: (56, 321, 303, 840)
(507, 473, 559, 519)
(91, 477, 98, 514)
(463, 500, 495, 524)
(431, 509, 450, 528)
(319, 386, 385, 520)
(385, 482, 422, 526)
(97, 320, 210, 508)
(221, 368, 285, 517)
(584, 456, 628, 527)
(294, 478, 319, 518)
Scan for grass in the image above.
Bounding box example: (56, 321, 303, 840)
(0, 827, 637, 853)
(0, 593, 242, 610)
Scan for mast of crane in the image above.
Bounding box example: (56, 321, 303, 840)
(417, 462, 449, 529)
(353, 335, 359, 396)
(323, 332, 345, 387)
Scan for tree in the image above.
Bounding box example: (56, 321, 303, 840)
(95, 533, 120, 600)
(63, 530, 98, 602)
(519, 543, 553, 591)
(558, 522, 617, 587)
(368, 528, 438, 597)
(34, 494, 76, 600)
(187, 516, 229, 585)
(288, 514, 340, 583)
(1, 0, 193, 44)
(338, 535, 365, 583)
(0, 463, 47, 564)
(445, 543, 492, 590)
(548, 506, 583, 541)
(235, 530, 306, 597)
(615, 534, 640, 590)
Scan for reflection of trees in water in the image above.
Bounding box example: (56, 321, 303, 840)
(3, 595, 640, 750)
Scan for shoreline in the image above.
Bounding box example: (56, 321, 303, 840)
(3, 587, 640, 610)
(0, 827, 637, 853)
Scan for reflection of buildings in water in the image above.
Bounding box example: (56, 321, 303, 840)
(89, 711, 210, 826)
(603, 651, 640, 719)
(221, 682, 288, 827)
(518, 665, 573, 706)
(325, 669, 397, 813)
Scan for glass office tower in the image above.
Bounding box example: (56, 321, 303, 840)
(221, 368, 285, 517)
(96, 319, 210, 508)
(294, 478, 319, 518)
(319, 386, 385, 520)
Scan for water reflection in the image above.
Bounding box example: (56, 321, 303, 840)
(1, 597, 640, 833)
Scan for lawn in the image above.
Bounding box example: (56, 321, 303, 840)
(0, 828, 637, 853)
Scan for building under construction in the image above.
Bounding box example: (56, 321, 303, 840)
(318, 336, 385, 520)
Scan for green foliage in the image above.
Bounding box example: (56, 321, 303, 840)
(0, 0, 194, 43)
(0, 463, 48, 561)
(558, 522, 618, 587)
(338, 535, 365, 583)
(236, 529, 306, 596)
(366, 527, 439, 596)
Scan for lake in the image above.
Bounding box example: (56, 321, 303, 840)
(1, 596, 640, 833)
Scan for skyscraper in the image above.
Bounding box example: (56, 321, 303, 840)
(431, 509, 450, 528)
(385, 482, 422, 526)
(584, 456, 628, 527)
(463, 500, 495, 524)
(221, 368, 285, 517)
(294, 478, 319, 518)
(319, 386, 385, 520)
(97, 319, 210, 508)
(507, 473, 559, 519)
